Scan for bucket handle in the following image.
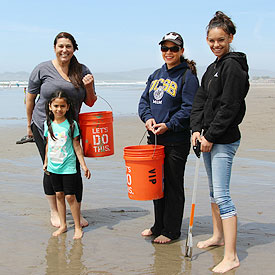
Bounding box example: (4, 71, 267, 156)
(139, 130, 157, 159)
(97, 95, 113, 112)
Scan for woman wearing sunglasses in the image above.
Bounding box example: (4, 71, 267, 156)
(138, 32, 199, 243)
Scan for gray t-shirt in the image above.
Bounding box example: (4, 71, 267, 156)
(28, 60, 92, 137)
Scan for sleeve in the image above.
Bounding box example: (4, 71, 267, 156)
(165, 71, 199, 131)
(28, 64, 42, 94)
(190, 85, 207, 133)
(204, 60, 248, 142)
(82, 64, 92, 76)
(138, 74, 154, 123)
(44, 121, 48, 137)
(73, 121, 80, 138)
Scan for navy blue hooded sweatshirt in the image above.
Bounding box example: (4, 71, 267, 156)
(190, 52, 249, 144)
(138, 62, 199, 144)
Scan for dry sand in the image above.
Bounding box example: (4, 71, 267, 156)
(0, 84, 274, 274)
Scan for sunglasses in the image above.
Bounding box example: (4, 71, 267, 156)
(161, 45, 181, 53)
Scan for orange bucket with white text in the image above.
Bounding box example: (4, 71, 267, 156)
(123, 145, 165, 200)
(79, 111, 114, 157)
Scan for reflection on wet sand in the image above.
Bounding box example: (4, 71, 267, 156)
(207, 245, 236, 275)
(151, 241, 192, 274)
(45, 236, 87, 275)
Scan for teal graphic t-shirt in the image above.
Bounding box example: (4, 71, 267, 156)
(44, 120, 80, 174)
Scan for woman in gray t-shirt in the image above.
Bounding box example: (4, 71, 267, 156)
(26, 32, 97, 228)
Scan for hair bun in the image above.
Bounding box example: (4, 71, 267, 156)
(207, 11, 236, 35)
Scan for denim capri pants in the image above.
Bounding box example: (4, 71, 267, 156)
(203, 140, 240, 219)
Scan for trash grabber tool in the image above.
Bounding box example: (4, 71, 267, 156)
(185, 140, 201, 259)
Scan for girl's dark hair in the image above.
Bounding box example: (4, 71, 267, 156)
(180, 56, 197, 75)
(54, 32, 84, 89)
(45, 90, 76, 141)
(207, 11, 236, 36)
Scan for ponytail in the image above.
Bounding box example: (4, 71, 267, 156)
(180, 56, 197, 75)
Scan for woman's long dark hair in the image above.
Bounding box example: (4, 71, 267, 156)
(54, 32, 84, 89)
(45, 90, 76, 141)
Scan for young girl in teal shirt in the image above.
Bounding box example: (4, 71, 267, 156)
(44, 90, 90, 239)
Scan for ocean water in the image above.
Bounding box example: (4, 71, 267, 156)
(0, 83, 145, 126)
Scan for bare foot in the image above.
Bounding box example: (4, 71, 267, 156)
(52, 226, 67, 237)
(212, 257, 240, 273)
(141, 229, 153, 236)
(153, 235, 171, 244)
(50, 211, 60, 228)
(80, 215, 89, 228)
(197, 237, 224, 248)
(73, 228, 83, 240)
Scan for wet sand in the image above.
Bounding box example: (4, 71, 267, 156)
(0, 84, 274, 274)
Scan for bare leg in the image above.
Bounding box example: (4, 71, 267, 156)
(141, 229, 153, 236)
(52, 192, 67, 236)
(212, 215, 239, 273)
(46, 195, 61, 228)
(197, 203, 224, 248)
(66, 195, 83, 239)
(79, 202, 89, 227)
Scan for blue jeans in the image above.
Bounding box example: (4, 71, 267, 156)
(203, 140, 240, 219)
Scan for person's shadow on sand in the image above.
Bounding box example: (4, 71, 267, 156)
(183, 215, 275, 270)
(67, 206, 149, 232)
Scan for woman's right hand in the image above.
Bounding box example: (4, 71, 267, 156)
(192, 131, 202, 146)
(27, 125, 33, 138)
(145, 118, 156, 132)
(26, 92, 37, 138)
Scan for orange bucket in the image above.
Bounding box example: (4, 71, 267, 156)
(78, 111, 114, 157)
(123, 145, 165, 200)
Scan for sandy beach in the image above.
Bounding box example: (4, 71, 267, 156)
(0, 84, 274, 274)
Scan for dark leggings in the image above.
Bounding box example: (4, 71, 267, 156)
(31, 123, 83, 202)
(149, 141, 190, 240)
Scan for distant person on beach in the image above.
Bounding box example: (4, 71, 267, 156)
(138, 32, 199, 243)
(44, 90, 91, 239)
(26, 32, 97, 228)
(190, 11, 249, 273)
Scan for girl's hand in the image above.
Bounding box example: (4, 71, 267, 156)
(43, 163, 47, 172)
(200, 136, 213, 152)
(82, 166, 91, 179)
(82, 74, 94, 87)
(145, 118, 156, 132)
(192, 132, 202, 146)
(152, 123, 168, 135)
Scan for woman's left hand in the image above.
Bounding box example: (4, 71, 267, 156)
(200, 136, 213, 152)
(83, 74, 97, 107)
(82, 74, 94, 87)
(152, 123, 168, 135)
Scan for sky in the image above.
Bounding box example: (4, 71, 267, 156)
(1, 0, 275, 74)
